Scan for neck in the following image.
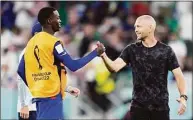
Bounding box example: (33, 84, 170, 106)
(142, 34, 157, 47)
(42, 26, 55, 35)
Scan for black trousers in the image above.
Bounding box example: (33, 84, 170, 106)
(18, 111, 36, 120)
(123, 107, 170, 120)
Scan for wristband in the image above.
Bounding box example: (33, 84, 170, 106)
(180, 95, 188, 101)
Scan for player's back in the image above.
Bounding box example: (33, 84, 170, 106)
(24, 32, 61, 98)
(26, 32, 59, 69)
(29, 31, 58, 48)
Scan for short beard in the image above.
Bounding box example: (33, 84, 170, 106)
(140, 38, 145, 41)
(53, 28, 59, 32)
(138, 36, 146, 41)
(52, 25, 59, 32)
(137, 37, 145, 41)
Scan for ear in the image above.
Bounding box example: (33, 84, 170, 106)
(149, 25, 152, 29)
(47, 18, 52, 24)
(149, 25, 153, 32)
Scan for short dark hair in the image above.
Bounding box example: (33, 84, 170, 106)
(38, 7, 56, 25)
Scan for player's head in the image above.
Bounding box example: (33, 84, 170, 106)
(38, 7, 61, 32)
(134, 15, 156, 41)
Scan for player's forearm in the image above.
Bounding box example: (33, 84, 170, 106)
(64, 49, 97, 72)
(54, 42, 97, 72)
(73, 49, 97, 71)
(25, 96, 33, 107)
(101, 53, 116, 72)
(18, 77, 32, 107)
(18, 79, 26, 107)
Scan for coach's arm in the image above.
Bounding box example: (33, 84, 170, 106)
(100, 52, 126, 72)
(97, 42, 128, 73)
(172, 67, 187, 96)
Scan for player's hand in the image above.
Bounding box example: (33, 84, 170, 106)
(177, 97, 187, 115)
(96, 41, 105, 56)
(67, 86, 80, 98)
(20, 106, 29, 119)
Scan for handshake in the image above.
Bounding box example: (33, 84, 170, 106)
(96, 41, 106, 56)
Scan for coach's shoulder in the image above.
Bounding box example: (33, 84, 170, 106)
(129, 40, 142, 48)
(122, 41, 141, 52)
(158, 41, 171, 48)
(157, 41, 173, 54)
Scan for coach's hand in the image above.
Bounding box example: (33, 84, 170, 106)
(20, 106, 29, 119)
(67, 86, 80, 98)
(177, 97, 187, 115)
(96, 41, 105, 56)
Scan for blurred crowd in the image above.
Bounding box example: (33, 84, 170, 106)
(1, 1, 192, 119)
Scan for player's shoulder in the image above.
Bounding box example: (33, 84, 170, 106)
(35, 32, 59, 41)
(31, 22, 42, 36)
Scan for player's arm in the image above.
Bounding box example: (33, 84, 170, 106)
(17, 56, 28, 86)
(17, 76, 28, 107)
(17, 49, 29, 106)
(17, 51, 31, 119)
(53, 41, 104, 72)
(18, 77, 31, 119)
(18, 76, 32, 107)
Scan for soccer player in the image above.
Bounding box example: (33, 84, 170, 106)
(17, 7, 105, 119)
(17, 22, 81, 120)
(98, 15, 187, 120)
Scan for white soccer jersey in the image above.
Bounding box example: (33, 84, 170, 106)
(17, 49, 36, 112)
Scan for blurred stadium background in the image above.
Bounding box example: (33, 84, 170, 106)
(1, 1, 192, 119)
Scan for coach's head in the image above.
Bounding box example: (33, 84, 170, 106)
(134, 15, 156, 41)
(38, 7, 61, 33)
